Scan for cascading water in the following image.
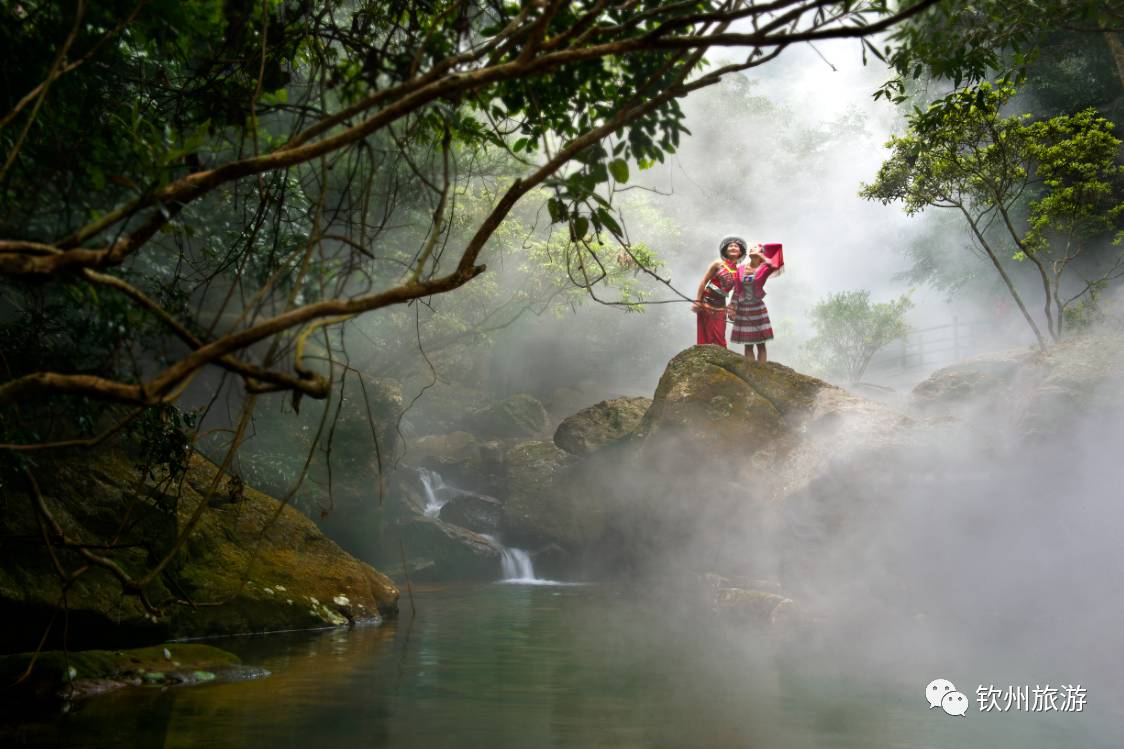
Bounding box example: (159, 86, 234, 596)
(499, 547, 536, 582)
(417, 468, 449, 517)
(420, 468, 572, 585)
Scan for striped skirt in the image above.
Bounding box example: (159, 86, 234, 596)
(731, 295, 773, 344)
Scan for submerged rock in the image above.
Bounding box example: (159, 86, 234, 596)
(0, 644, 265, 706)
(553, 396, 651, 456)
(712, 587, 796, 625)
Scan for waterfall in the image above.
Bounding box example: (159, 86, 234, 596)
(420, 468, 575, 586)
(499, 547, 536, 582)
(417, 468, 449, 517)
(479, 533, 548, 584)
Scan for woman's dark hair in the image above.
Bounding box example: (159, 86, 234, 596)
(719, 236, 747, 259)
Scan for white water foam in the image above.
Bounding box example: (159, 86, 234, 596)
(418, 468, 448, 517)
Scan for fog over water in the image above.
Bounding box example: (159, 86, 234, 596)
(200, 37, 1124, 746)
(431, 40, 1124, 743)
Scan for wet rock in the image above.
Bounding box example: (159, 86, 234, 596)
(391, 515, 503, 580)
(405, 431, 507, 496)
(438, 491, 503, 534)
(712, 587, 795, 625)
(553, 396, 651, 456)
(409, 431, 484, 487)
(0, 644, 265, 706)
(462, 394, 549, 440)
(500, 440, 605, 549)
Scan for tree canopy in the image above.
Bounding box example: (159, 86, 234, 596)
(862, 82, 1124, 348)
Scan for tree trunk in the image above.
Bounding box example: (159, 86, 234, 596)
(1103, 30, 1124, 92)
(960, 206, 1049, 352)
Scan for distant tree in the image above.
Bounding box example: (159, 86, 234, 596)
(862, 83, 1124, 350)
(804, 290, 913, 383)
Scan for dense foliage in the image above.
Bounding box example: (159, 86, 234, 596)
(2, 0, 943, 616)
(862, 82, 1124, 347)
(803, 289, 913, 383)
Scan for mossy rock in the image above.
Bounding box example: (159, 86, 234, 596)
(0, 644, 261, 705)
(0, 449, 399, 652)
(634, 346, 832, 467)
(462, 394, 549, 440)
(405, 431, 504, 494)
(438, 491, 503, 534)
(911, 353, 1031, 413)
(500, 441, 605, 549)
(553, 396, 651, 456)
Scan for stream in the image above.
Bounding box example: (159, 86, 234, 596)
(7, 581, 1120, 748)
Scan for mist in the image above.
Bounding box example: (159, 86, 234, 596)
(350, 39, 1124, 742)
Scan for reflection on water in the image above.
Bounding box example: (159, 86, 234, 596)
(5, 582, 1120, 748)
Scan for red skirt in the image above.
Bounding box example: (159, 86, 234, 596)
(696, 306, 727, 347)
(731, 296, 773, 344)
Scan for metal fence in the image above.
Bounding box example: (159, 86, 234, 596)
(865, 317, 992, 377)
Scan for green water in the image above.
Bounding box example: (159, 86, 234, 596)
(5, 582, 1119, 748)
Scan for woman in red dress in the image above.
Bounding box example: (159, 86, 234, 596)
(693, 236, 747, 348)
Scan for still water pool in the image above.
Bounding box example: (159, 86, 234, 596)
(8, 581, 1121, 747)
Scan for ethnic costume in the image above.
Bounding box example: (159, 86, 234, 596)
(696, 250, 744, 347)
(696, 261, 739, 346)
(731, 243, 783, 345)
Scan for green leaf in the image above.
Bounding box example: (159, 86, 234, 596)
(547, 198, 566, 223)
(572, 215, 589, 240)
(609, 159, 629, 184)
(596, 207, 623, 237)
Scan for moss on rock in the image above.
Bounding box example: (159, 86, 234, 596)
(0, 449, 398, 653)
(0, 643, 260, 704)
(462, 394, 549, 439)
(553, 396, 651, 456)
(500, 440, 605, 549)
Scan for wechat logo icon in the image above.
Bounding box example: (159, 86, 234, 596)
(926, 678, 969, 717)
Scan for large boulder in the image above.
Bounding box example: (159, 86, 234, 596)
(360, 469, 505, 581)
(553, 396, 651, 456)
(910, 334, 1124, 441)
(462, 394, 549, 440)
(439, 491, 503, 534)
(407, 431, 504, 495)
(910, 350, 1035, 420)
(0, 449, 399, 653)
(633, 345, 829, 469)
(389, 515, 503, 581)
(587, 345, 935, 584)
(500, 440, 605, 550)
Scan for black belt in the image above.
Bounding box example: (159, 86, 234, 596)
(703, 287, 726, 307)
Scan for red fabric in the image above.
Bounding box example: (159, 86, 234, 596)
(751, 243, 783, 299)
(696, 306, 727, 347)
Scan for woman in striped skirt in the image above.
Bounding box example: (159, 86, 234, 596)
(731, 243, 783, 362)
